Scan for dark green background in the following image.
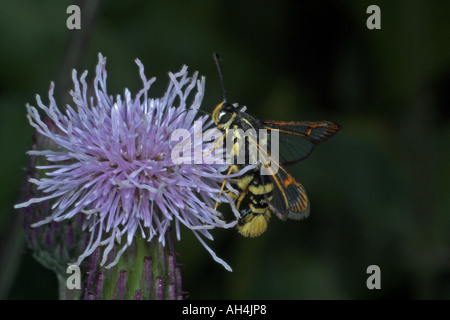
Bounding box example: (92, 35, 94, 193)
(1, 0, 449, 299)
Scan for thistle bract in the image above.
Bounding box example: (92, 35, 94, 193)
(16, 53, 239, 271)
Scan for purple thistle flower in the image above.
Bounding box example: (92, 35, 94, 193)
(15, 53, 239, 271)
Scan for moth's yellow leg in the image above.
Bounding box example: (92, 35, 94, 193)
(214, 165, 235, 211)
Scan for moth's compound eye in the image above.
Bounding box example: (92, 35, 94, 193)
(219, 112, 232, 124)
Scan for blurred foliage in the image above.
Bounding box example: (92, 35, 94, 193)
(0, 0, 449, 299)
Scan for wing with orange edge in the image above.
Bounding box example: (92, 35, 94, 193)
(248, 135, 310, 221)
(262, 120, 341, 166)
(260, 158, 310, 221)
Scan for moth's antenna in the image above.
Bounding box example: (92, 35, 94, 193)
(213, 52, 227, 103)
(196, 109, 212, 116)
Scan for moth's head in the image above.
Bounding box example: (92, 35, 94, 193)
(212, 101, 237, 130)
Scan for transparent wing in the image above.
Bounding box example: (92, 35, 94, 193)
(249, 135, 310, 221)
(262, 120, 341, 165)
(263, 163, 310, 221)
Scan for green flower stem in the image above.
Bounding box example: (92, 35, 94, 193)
(74, 229, 183, 300)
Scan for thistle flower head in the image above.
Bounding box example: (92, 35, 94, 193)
(16, 53, 238, 271)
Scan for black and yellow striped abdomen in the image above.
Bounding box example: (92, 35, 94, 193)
(218, 115, 276, 237)
(236, 170, 274, 237)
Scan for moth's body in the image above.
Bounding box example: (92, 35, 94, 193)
(213, 102, 277, 237)
(211, 53, 341, 237)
